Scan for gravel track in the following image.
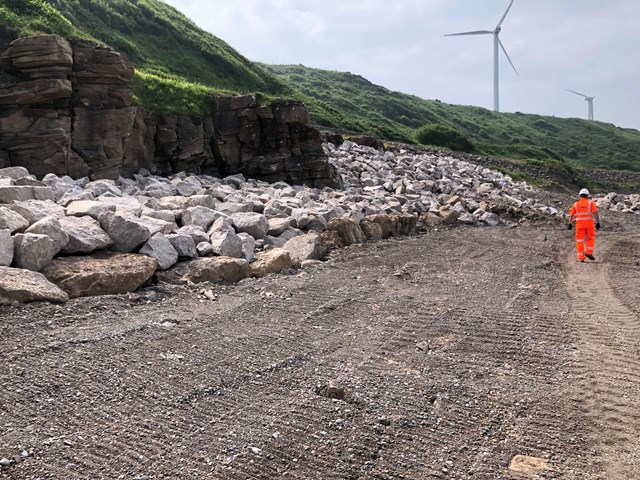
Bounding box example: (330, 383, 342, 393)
(1, 213, 639, 479)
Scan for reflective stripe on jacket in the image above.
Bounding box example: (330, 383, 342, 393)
(570, 198, 598, 226)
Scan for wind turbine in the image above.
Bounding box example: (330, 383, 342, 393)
(566, 89, 595, 120)
(445, 0, 519, 112)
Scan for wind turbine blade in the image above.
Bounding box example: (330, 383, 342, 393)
(498, 39, 518, 76)
(444, 30, 493, 37)
(566, 89, 588, 98)
(496, 0, 515, 28)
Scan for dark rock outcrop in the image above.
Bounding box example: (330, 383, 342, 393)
(0, 35, 341, 188)
(212, 96, 333, 186)
(41, 252, 158, 298)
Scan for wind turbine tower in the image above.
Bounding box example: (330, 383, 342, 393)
(445, 0, 518, 112)
(566, 89, 595, 121)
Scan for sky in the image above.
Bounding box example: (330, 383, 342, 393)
(162, 0, 640, 131)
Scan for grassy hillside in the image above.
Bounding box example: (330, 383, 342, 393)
(264, 65, 640, 173)
(0, 0, 292, 113)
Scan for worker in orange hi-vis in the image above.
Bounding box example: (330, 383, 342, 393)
(567, 188, 601, 262)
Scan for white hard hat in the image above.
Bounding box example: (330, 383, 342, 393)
(579, 188, 590, 196)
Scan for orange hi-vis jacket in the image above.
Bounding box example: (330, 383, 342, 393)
(570, 197, 598, 226)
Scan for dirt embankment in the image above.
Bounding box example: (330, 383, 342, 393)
(1, 211, 639, 479)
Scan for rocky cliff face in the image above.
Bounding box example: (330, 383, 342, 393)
(0, 35, 340, 188)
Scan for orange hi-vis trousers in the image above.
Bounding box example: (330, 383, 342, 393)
(571, 197, 598, 261)
(575, 224, 595, 261)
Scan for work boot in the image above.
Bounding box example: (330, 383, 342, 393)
(586, 253, 595, 261)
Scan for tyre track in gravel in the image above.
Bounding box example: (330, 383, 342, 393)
(564, 232, 640, 480)
(1, 278, 374, 479)
(0, 225, 636, 479)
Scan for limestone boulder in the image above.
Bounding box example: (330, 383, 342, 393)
(0, 266, 68, 304)
(217, 202, 252, 215)
(99, 211, 151, 252)
(290, 208, 310, 229)
(251, 249, 293, 278)
(0, 186, 55, 203)
(320, 230, 343, 252)
(59, 216, 112, 254)
(231, 212, 269, 239)
(305, 215, 328, 233)
(458, 212, 477, 224)
(135, 215, 174, 236)
(267, 217, 292, 236)
(368, 214, 401, 238)
(176, 225, 209, 245)
(157, 257, 251, 284)
(0, 229, 13, 266)
(327, 217, 367, 246)
(398, 214, 419, 235)
(181, 206, 221, 230)
(264, 235, 287, 248)
(166, 234, 197, 259)
(210, 229, 243, 258)
(85, 179, 121, 197)
(186, 194, 217, 209)
(7, 199, 66, 225)
(96, 194, 142, 216)
(174, 179, 198, 197)
(42, 252, 157, 298)
(0, 206, 29, 233)
(139, 233, 179, 270)
(57, 188, 95, 206)
(480, 212, 501, 226)
(143, 210, 178, 232)
(282, 232, 325, 267)
(12, 233, 58, 271)
(0, 166, 30, 179)
(196, 242, 214, 257)
(237, 232, 256, 262)
(359, 220, 384, 242)
(24, 216, 69, 252)
(155, 195, 190, 211)
(66, 200, 117, 219)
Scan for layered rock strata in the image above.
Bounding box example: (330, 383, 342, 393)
(0, 35, 340, 188)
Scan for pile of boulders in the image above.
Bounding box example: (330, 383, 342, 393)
(0, 160, 417, 304)
(329, 141, 565, 221)
(595, 192, 640, 214)
(0, 141, 633, 304)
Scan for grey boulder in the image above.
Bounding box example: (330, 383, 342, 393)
(140, 233, 179, 270)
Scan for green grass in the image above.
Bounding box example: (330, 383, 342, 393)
(132, 70, 221, 115)
(46, 0, 292, 95)
(1, 0, 306, 121)
(264, 64, 640, 173)
(0, 0, 78, 39)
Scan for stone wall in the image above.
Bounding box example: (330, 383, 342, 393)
(0, 35, 340, 188)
